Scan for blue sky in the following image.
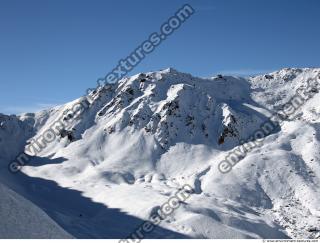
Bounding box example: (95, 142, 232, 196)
(0, 0, 319, 114)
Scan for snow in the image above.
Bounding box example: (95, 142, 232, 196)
(0, 67, 320, 238)
(0, 182, 72, 239)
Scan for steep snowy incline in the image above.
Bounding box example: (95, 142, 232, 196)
(0, 182, 72, 238)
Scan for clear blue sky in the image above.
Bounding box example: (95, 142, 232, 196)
(1, 0, 319, 114)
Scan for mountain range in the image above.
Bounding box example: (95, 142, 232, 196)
(0, 67, 319, 239)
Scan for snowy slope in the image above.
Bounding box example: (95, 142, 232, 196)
(1, 68, 320, 239)
(0, 182, 71, 238)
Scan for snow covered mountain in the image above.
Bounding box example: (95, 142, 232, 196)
(0, 67, 320, 239)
